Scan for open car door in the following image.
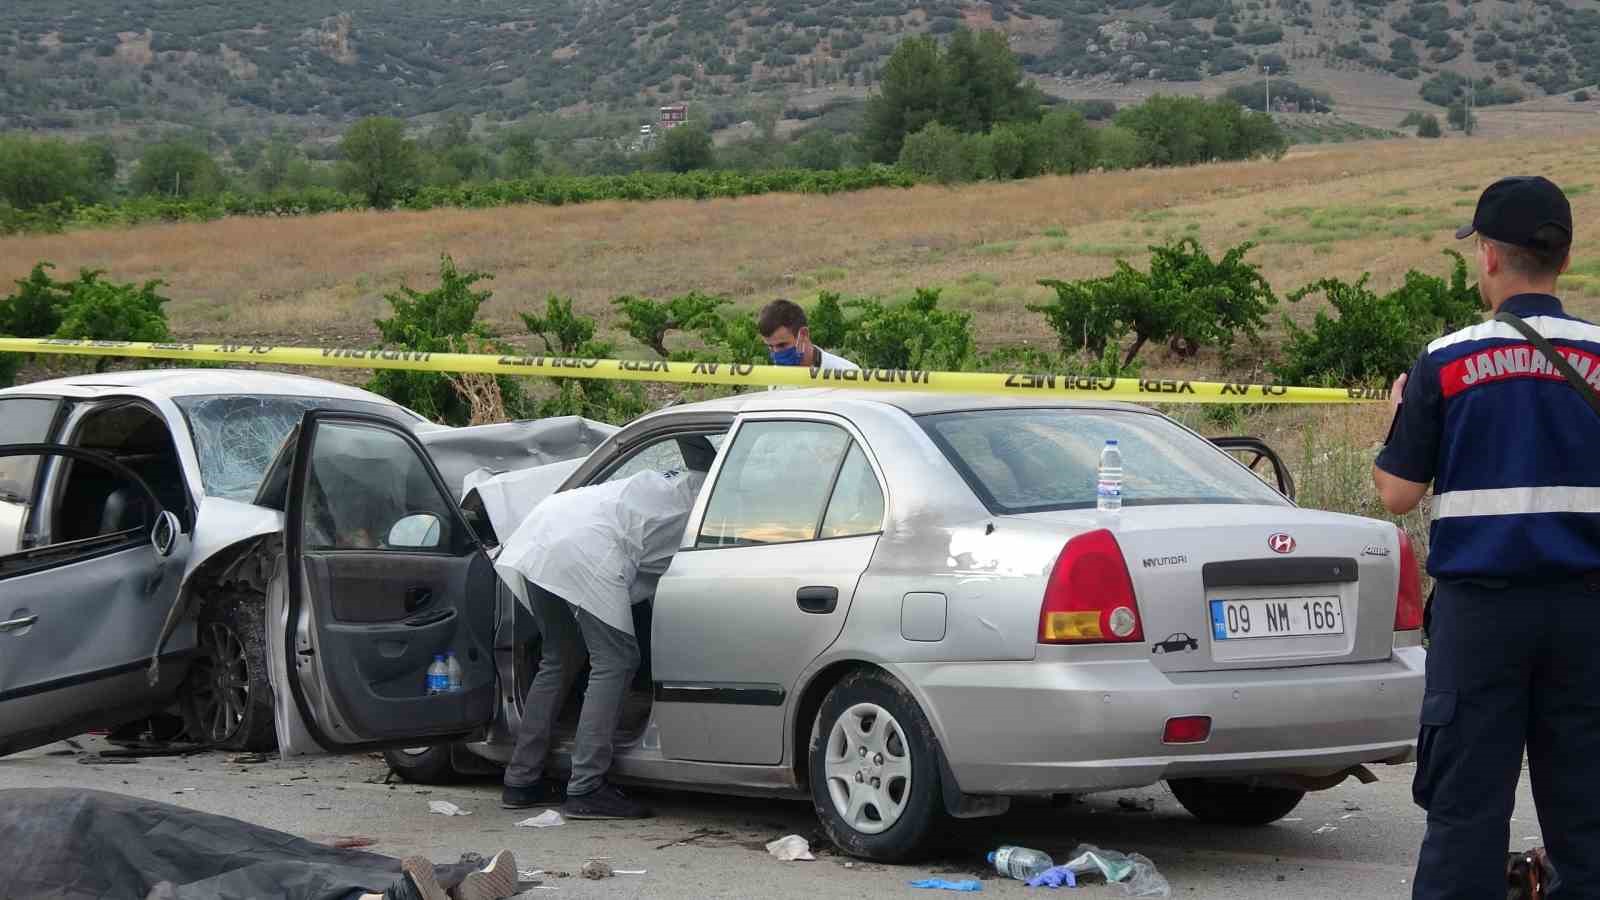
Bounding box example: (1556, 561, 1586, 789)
(268, 411, 497, 754)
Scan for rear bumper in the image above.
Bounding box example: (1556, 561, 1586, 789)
(904, 646, 1424, 795)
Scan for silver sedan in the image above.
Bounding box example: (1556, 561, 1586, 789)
(265, 390, 1426, 861)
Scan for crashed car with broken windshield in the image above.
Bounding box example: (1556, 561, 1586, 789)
(252, 387, 1425, 861)
(0, 370, 613, 757)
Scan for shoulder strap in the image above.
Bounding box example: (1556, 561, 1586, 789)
(1494, 311, 1600, 419)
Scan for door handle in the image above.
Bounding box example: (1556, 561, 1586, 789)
(0, 615, 38, 633)
(405, 587, 433, 613)
(796, 586, 839, 615)
(403, 608, 454, 628)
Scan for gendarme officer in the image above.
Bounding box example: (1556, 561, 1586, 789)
(1374, 176, 1600, 899)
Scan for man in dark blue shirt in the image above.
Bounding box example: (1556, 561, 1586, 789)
(1375, 176, 1600, 899)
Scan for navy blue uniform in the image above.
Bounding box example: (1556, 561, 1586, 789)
(1378, 293, 1600, 899)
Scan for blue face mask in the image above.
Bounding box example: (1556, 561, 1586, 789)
(769, 345, 806, 366)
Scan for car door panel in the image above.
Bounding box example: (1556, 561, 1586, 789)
(0, 445, 190, 757)
(274, 412, 498, 752)
(653, 536, 878, 764)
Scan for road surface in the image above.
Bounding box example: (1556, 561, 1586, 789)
(0, 738, 1546, 898)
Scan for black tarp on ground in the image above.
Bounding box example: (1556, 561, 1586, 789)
(0, 788, 478, 900)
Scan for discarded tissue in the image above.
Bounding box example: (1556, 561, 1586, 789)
(765, 835, 815, 861)
(515, 810, 566, 828)
(427, 801, 472, 817)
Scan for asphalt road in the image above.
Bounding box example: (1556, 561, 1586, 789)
(0, 738, 1547, 899)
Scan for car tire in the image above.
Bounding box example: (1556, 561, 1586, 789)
(179, 597, 277, 752)
(1167, 777, 1306, 825)
(382, 746, 458, 784)
(808, 669, 944, 862)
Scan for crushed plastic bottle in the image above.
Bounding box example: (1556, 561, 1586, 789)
(446, 651, 463, 693)
(1097, 439, 1124, 512)
(426, 654, 449, 695)
(989, 845, 1055, 882)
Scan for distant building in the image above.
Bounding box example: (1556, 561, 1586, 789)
(658, 103, 688, 130)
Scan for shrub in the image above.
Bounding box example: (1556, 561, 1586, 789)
(521, 296, 647, 424)
(897, 122, 976, 184)
(833, 288, 975, 370)
(612, 291, 730, 357)
(0, 262, 175, 377)
(1273, 250, 1479, 384)
(1418, 114, 1443, 138)
(1576, 89, 1593, 102)
(367, 254, 525, 425)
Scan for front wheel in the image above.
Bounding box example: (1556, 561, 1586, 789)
(382, 745, 458, 784)
(1167, 777, 1306, 825)
(809, 669, 944, 862)
(179, 597, 276, 751)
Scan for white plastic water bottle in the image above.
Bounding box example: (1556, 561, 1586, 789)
(426, 654, 449, 695)
(1097, 439, 1123, 511)
(989, 845, 1055, 882)
(446, 651, 463, 693)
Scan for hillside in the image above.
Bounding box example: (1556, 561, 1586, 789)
(3, 0, 1599, 134)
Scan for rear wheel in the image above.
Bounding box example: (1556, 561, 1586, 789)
(179, 598, 276, 751)
(809, 669, 944, 862)
(1167, 777, 1305, 825)
(382, 745, 458, 784)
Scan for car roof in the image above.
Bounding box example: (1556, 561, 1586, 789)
(1, 368, 405, 407)
(646, 388, 1152, 418)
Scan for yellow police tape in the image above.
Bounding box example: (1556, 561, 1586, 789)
(0, 337, 1390, 404)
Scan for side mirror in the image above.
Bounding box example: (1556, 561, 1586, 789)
(1210, 436, 1297, 502)
(387, 513, 443, 549)
(151, 510, 181, 558)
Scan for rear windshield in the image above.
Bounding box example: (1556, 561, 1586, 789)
(175, 395, 416, 502)
(921, 408, 1288, 514)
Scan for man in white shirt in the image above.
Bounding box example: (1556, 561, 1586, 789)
(494, 464, 706, 820)
(758, 299, 859, 372)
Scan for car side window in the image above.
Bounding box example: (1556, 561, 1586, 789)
(301, 422, 460, 553)
(819, 443, 885, 539)
(603, 433, 726, 484)
(0, 399, 61, 511)
(696, 421, 850, 548)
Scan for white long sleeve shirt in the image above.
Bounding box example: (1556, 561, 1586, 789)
(492, 468, 706, 637)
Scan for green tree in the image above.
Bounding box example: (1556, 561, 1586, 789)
(521, 296, 647, 424)
(653, 124, 714, 173)
(1095, 125, 1144, 170)
(863, 35, 946, 163)
(0, 137, 95, 209)
(897, 122, 975, 184)
(1417, 114, 1443, 138)
(130, 141, 223, 198)
(785, 130, 846, 170)
(502, 128, 544, 178)
(1030, 109, 1098, 175)
(253, 141, 300, 192)
(1447, 101, 1477, 133)
(939, 29, 1038, 134)
(338, 117, 421, 208)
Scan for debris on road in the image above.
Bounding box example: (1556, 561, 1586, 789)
(1025, 866, 1078, 889)
(614, 869, 647, 875)
(1313, 825, 1338, 835)
(1117, 796, 1157, 812)
(428, 800, 472, 816)
(332, 837, 376, 849)
(580, 860, 613, 879)
(75, 755, 137, 765)
(909, 878, 983, 891)
(655, 826, 728, 849)
(515, 810, 565, 828)
(765, 834, 816, 861)
(1343, 801, 1362, 812)
(1061, 844, 1171, 897)
(228, 754, 271, 765)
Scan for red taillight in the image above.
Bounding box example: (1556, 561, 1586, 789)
(1395, 526, 1424, 631)
(1038, 529, 1144, 644)
(1162, 716, 1212, 744)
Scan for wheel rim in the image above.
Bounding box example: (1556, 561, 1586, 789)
(191, 621, 250, 742)
(823, 702, 913, 835)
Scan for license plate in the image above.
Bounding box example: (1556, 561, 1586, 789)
(1210, 596, 1344, 640)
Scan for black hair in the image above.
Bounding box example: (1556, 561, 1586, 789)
(757, 299, 807, 337)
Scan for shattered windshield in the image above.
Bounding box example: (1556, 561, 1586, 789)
(174, 395, 416, 502)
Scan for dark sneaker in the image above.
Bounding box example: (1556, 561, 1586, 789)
(501, 779, 565, 809)
(562, 783, 653, 820)
(452, 849, 518, 900)
(383, 856, 448, 900)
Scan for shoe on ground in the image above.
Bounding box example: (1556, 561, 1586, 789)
(562, 783, 653, 820)
(501, 779, 566, 809)
(451, 849, 518, 900)
(383, 856, 448, 900)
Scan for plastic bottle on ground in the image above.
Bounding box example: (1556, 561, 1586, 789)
(1097, 439, 1124, 512)
(446, 651, 463, 693)
(426, 654, 449, 695)
(988, 845, 1055, 882)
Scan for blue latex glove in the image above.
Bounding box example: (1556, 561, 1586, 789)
(1025, 866, 1079, 889)
(909, 878, 984, 892)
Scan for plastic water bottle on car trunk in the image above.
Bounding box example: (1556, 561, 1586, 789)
(1097, 439, 1123, 511)
(989, 845, 1055, 881)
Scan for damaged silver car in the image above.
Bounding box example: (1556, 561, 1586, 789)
(0, 369, 612, 756)
(260, 389, 1425, 861)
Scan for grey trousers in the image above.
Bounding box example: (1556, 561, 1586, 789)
(504, 582, 640, 797)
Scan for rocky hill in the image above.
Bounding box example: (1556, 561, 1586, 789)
(2, 0, 1597, 132)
